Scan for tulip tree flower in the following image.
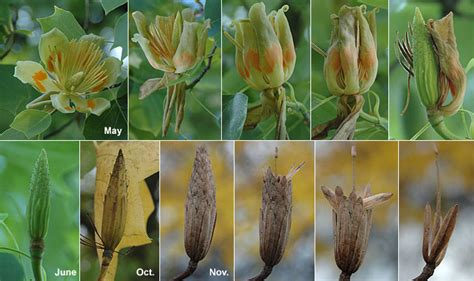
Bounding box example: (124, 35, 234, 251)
(312, 5, 381, 140)
(14, 28, 121, 116)
(132, 8, 211, 137)
(324, 5, 378, 96)
(396, 8, 468, 140)
(226, 2, 304, 140)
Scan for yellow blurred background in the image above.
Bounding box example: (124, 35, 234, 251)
(399, 141, 474, 280)
(235, 141, 314, 281)
(316, 141, 398, 280)
(160, 141, 234, 280)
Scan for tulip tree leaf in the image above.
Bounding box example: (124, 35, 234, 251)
(37, 6, 85, 40)
(113, 13, 127, 59)
(0, 253, 25, 281)
(10, 109, 52, 139)
(357, 0, 388, 9)
(0, 128, 28, 140)
(83, 84, 127, 140)
(223, 93, 248, 140)
(100, 0, 127, 15)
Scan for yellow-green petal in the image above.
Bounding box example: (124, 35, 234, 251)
(39, 28, 68, 72)
(50, 93, 75, 113)
(14, 61, 59, 94)
(173, 21, 200, 73)
(80, 33, 106, 48)
(86, 98, 110, 116)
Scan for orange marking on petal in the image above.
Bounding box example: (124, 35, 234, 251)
(263, 44, 281, 74)
(87, 100, 96, 109)
(175, 52, 196, 69)
(33, 71, 47, 93)
(283, 46, 295, 68)
(91, 80, 107, 92)
(65, 106, 73, 111)
(246, 49, 260, 72)
(47, 55, 54, 72)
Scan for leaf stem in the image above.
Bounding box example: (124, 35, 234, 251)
(311, 95, 336, 111)
(0, 246, 31, 259)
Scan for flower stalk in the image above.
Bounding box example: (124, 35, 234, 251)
(27, 149, 50, 281)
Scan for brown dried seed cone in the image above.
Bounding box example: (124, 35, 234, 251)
(174, 145, 217, 280)
(250, 163, 304, 281)
(259, 168, 292, 267)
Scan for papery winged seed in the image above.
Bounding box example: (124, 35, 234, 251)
(362, 192, 393, 209)
(423, 203, 432, 262)
(429, 205, 458, 262)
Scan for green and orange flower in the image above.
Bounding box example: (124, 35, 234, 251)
(14, 28, 121, 115)
(227, 3, 296, 91)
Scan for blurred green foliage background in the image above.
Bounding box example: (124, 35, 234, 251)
(160, 142, 233, 280)
(129, 0, 221, 140)
(312, 0, 389, 140)
(235, 141, 314, 280)
(389, 0, 474, 139)
(222, 0, 311, 140)
(399, 141, 474, 280)
(316, 141, 398, 280)
(0, 141, 79, 281)
(0, 0, 128, 140)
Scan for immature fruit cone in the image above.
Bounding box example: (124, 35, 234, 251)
(232, 2, 296, 91)
(250, 163, 304, 281)
(174, 145, 217, 280)
(27, 149, 51, 281)
(396, 8, 466, 118)
(324, 5, 378, 96)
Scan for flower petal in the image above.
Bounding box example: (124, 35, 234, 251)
(86, 98, 110, 116)
(80, 33, 106, 48)
(69, 95, 88, 113)
(50, 93, 75, 113)
(39, 28, 68, 72)
(14, 61, 59, 94)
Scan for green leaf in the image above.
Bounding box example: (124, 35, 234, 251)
(113, 13, 128, 59)
(0, 128, 27, 140)
(358, 0, 387, 9)
(0, 253, 25, 281)
(0, 213, 7, 222)
(100, 0, 127, 15)
(0, 65, 34, 130)
(37, 6, 85, 40)
(83, 84, 127, 140)
(222, 93, 248, 140)
(10, 109, 52, 139)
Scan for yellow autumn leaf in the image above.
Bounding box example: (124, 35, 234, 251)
(93, 141, 159, 281)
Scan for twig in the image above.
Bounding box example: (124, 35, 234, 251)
(186, 44, 217, 90)
(83, 0, 90, 32)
